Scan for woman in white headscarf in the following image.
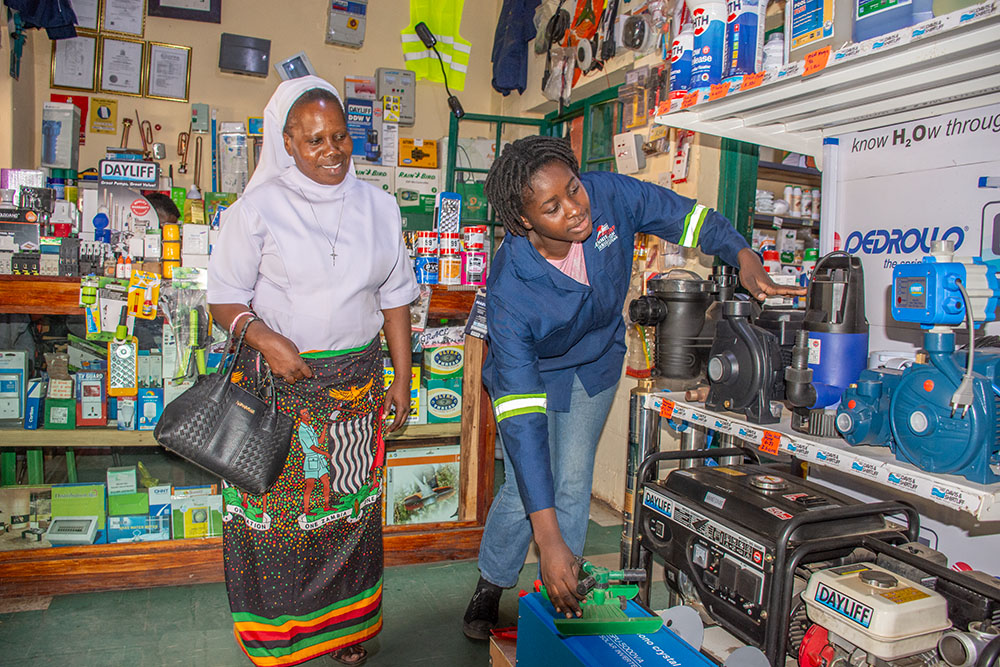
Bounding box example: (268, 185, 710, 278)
(208, 76, 418, 666)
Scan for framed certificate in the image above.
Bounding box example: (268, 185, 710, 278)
(51, 31, 98, 92)
(144, 42, 191, 102)
(100, 0, 145, 37)
(99, 36, 145, 97)
(147, 0, 221, 23)
(70, 0, 101, 31)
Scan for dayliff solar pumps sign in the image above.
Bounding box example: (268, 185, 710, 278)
(99, 159, 159, 187)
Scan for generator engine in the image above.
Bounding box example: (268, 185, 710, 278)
(799, 562, 950, 666)
(638, 464, 906, 657)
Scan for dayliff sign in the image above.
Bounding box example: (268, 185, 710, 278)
(99, 159, 159, 187)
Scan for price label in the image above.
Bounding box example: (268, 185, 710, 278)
(803, 46, 832, 77)
(740, 72, 765, 91)
(659, 400, 675, 420)
(656, 100, 671, 116)
(708, 82, 731, 101)
(759, 430, 781, 455)
(681, 91, 699, 109)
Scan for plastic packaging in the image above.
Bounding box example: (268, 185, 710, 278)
(786, 0, 853, 63)
(689, 0, 727, 88)
(725, 0, 767, 77)
(761, 32, 784, 73)
(853, 0, 915, 42)
(669, 20, 695, 100)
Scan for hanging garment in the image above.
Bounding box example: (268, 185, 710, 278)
(400, 0, 471, 91)
(4, 0, 77, 39)
(491, 0, 543, 95)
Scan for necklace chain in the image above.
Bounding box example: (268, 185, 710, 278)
(297, 186, 346, 265)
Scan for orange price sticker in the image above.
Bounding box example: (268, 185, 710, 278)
(708, 82, 731, 101)
(656, 100, 671, 116)
(759, 430, 781, 455)
(659, 400, 675, 420)
(740, 71, 765, 91)
(681, 91, 699, 109)
(803, 46, 831, 77)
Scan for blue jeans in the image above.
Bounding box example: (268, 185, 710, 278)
(478, 376, 619, 588)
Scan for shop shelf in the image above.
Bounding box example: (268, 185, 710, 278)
(644, 392, 1000, 521)
(752, 213, 820, 230)
(652, 3, 1000, 164)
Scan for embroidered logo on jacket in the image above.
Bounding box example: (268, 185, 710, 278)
(595, 223, 619, 251)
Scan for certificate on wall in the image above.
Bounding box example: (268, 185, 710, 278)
(99, 37, 144, 97)
(145, 42, 191, 102)
(101, 0, 145, 37)
(69, 0, 101, 31)
(51, 32, 98, 91)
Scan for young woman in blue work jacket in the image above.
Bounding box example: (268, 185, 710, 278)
(462, 136, 805, 640)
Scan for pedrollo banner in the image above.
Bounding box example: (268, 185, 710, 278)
(830, 102, 1000, 351)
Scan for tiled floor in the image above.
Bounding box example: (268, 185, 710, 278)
(0, 511, 668, 666)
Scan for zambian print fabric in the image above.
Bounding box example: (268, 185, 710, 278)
(222, 339, 385, 666)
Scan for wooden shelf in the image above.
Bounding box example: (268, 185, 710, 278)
(752, 213, 820, 232)
(0, 523, 485, 597)
(0, 422, 460, 448)
(757, 161, 822, 187)
(0, 276, 83, 315)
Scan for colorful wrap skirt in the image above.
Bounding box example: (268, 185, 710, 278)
(222, 339, 384, 666)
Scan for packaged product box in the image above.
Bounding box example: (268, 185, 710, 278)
(107, 466, 137, 495)
(354, 165, 395, 194)
(385, 443, 460, 525)
(394, 168, 440, 231)
(107, 514, 169, 543)
(383, 362, 420, 425)
(40, 102, 81, 170)
(0, 486, 51, 530)
(51, 483, 107, 543)
(171, 494, 223, 539)
(137, 388, 163, 430)
(425, 377, 462, 423)
(23, 377, 45, 429)
(423, 345, 464, 379)
(398, 138, 438, 168)
(108, 491, 149, 516)
(43, 397, 76, 429)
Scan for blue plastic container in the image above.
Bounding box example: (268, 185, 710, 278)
(853, 0, 916, 41)
(670, 21, 695, 98)
(725, 0, 766, 77)
(690, 0, 727, 88)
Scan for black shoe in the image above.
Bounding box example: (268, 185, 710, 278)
(463, 576, 503, 641)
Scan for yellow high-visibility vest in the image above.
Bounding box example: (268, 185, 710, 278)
(400, 0, 470, 91)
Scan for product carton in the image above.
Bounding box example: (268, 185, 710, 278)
(394, 168, 440, 231)
(50, 483, 107, 543)
(107, 466, 138, 495)
(425, 377, 462, 423)
(354, 165, 395, 194)
(171, 494, 223, 539)
(108, 491, 149, 516)
(423, 345, 464, 379)
(385, 443, 460, 525)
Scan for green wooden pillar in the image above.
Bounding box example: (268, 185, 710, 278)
(717, 138, 760, 245)
(26, 449, 43, 485)
(66, 448, 78, 483)
(1, 451, 15, 485)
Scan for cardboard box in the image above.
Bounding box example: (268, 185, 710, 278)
(51, 483, 106, 543)
(182, 223, 209, 255)
(43, 397, 76, 429)
(107, 514, 169, 543)
(171, 494, 223, 539)
(385, 444, 460, 525)
(75, 371, 107, 426)
(383, 362, 420, 425)
(423, 345, 464, 379)
(0, 486, 51, 530)
(23, 377, 44, 429)
(395, 168, 440, 231)
(398, 138, 438, 168)
(345, 97, 383, 164)
(148, 485, 171, 537)
(0, 349, 28, 421)
(137, 388, 163, 430)
(107, 466, 138, 495)
(40, 102, 81, 170)
(354, 165, 394, 194)
(425, 377, 462, 423)
(108, 491, 149, 516)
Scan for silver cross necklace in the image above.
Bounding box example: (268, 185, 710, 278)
(297, 186, 346, 265)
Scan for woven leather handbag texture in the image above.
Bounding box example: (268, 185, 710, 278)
(154, 319, 293, 495)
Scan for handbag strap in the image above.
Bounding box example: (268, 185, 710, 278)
(218, 315, 257, 383)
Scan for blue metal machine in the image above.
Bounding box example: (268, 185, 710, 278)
(836, 241, 1000, 484)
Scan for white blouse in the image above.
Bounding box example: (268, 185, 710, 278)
(208, 166, 419, 352)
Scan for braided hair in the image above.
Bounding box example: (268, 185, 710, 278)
(283, 88, 345, 134)
(485, 135, 580, 237)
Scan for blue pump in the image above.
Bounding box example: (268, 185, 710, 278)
(836, 242, 1000, 484)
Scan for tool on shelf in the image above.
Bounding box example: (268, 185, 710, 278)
(177, 122, 191, 174)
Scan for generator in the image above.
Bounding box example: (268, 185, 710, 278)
(637, 462, 914, 661)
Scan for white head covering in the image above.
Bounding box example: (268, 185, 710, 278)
(244, 75, 356, 195)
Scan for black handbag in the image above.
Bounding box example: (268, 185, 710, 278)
(153, 318, 293, 495)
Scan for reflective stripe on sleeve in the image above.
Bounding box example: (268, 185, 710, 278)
(680, 204, 708, 248)
(494, 394, 547, 422)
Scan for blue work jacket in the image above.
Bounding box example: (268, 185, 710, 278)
(483, 170, 749, 514)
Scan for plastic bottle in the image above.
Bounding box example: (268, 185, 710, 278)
(761, 32, 784, 74)
(790, 187, 803, 217)
(670, 19, 695, 100)
(725, 0, 767, 77)
(689, 0, 727, 88)
(853, 0, 916, 42)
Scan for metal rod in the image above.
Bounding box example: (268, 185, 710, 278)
(715, 433, 741, 465)
(678, 425, 707, 469)
(622, 380, 660, 584)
